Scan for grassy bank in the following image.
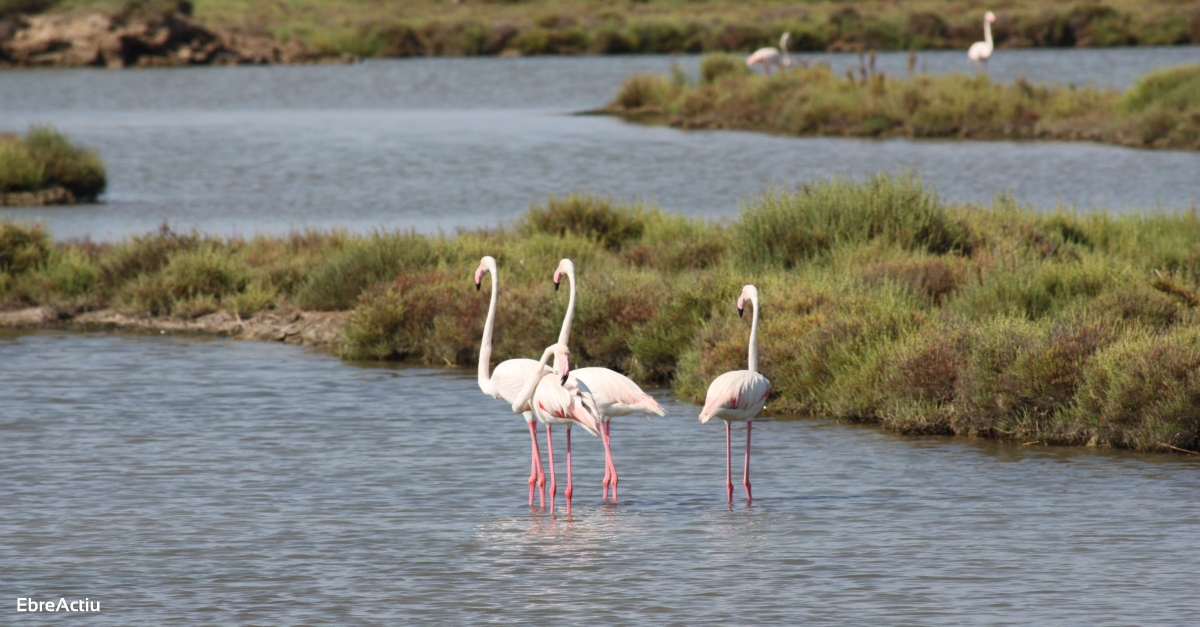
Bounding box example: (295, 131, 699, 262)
(6, 174, 1200, 453)
(604, 60, 1200, 150)
(0, 127, 106, 204)
(20, 0, 1200, 60)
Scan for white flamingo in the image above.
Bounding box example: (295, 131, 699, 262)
(512, 343, 601, 516)
(553, 259, 665, 501)
(699, 285, 771, 502)
(967, 11, 997, 70)
(746, 32, 792, 76)
(475, 256, 551, 506)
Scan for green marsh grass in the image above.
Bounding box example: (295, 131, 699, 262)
(0, 127, 106, 201)
(7, 174, 1200, 452)
(605, 62, 1200, 151)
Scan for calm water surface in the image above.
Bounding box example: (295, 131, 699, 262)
(2, 330, 1198, 625)
(2, 48, 1199, 240)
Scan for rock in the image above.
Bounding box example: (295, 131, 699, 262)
(0, 186, 76, 207)
(0, 10, 320, 68)
(0, 307, 53, 326)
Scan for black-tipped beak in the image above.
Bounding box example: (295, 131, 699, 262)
(738, 307, 744, 318)
(560, 374, 569, 385)
(475, 281, 481, 291)
(554, 280, 560, 292)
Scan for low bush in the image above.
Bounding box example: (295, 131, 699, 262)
(9, 174, 1200, 453)
(0, 127, 106, 200)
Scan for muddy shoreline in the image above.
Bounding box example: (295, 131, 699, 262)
(0, 306, 348, 348)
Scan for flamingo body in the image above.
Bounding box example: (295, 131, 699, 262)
(476, 255, 554, 505)
(554, 258, 665, 500)
(512, 343, 602, 515)
(701, 284, 770, 501)
(746, 33, 792, 75)
(700, 370, 770, 424)
(569, 367, 665, 420)
(968, 12, 996, 68)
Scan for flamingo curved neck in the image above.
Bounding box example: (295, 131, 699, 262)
(478, 262, 499, 394)
(748, 294, 760, 374)
(557, 266, 576, 346)
(983, 19, 993, 48)
(513, 346, 556, 413)
(780, 36, 791, 65)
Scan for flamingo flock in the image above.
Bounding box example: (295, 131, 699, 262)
(475, 256, 769, 513)
(746, 10, 998, 76)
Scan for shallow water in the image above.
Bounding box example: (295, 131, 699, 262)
(2, 330, 1199, 625)
(2, 49, 1199, 240)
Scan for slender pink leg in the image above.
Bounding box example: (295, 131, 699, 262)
(608, 422, 618, 501)
(528, 422, 546, 507)
(546, 425, 557, 501)
(528, 422, 537, 505)
(600, 422, 612, 500)
(725, 420, 733, 502)
(565, 427, 574, 517)
(743, 420, 753, 500)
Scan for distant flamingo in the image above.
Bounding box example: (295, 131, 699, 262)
(475, 256, 551, 506)
(967, 12, 997, 70)
(553, 259, 665, 501)
(512, 343, 602, 516)
(699, 285, 771, 502)
(746, 33, 792, 76)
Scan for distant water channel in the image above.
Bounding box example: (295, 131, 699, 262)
(1, 47, 1199, 240)
(1, 330, 1198, 624)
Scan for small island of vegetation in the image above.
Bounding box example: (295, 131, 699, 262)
(602, 59, 1200, 151)
(4, 174, 1200, 454)
(0, 127, 106, 206)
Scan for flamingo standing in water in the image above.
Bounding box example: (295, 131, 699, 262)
(700, 285, 771, 502)
(512, 343, 601, 516)
(967, 12, 997, 71)
(553, 259, 665, 501)
(746, 32, 792, 76)
(475, 256, 551, 506)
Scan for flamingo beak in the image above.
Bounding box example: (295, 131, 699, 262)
(738, 306, 744, 318)
(554, 280, 560, 292)
(475, 281, 481, 291)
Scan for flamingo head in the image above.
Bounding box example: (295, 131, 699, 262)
(985, 11, 996, 23)
(550, 342, 571, 384)
(736, 284, 759, 319)
(553, 258, 574, 292)
(474, 256, 495, 291)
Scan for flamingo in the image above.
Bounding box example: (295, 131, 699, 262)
(746, 32, 792, 76)
(553, 259, 665, 501)
(699, 285, 771, 502)
(512, 343, 602, 516)
(967, 12, 997, 70)
(475, 255, 551, 506)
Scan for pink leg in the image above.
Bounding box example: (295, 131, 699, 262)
(565, 427, 574, 517)
(725, 420, 733, 502)
(528, 422, 538, 506)
(744, 420, 753, 500)
(601, 422, 612, 500)
(608, 422, 618, 501)
(546, 425, 557, 500)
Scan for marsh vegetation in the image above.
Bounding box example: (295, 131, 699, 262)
(605, 60, 1200, 150)
(9, 0, 1200, 64)
(5, 174, 1200, 453)
(0, 127, 106, 204)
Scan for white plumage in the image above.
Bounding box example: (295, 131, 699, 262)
(968, 11, 997, 69)
(554, 258, 665, 500)
(701, 284, 770, 501)
(746, 33, 792, 75)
